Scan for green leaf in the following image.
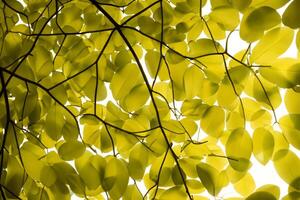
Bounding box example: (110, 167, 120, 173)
(209, 7, 240, 30)
(114, 50, 132, 68)
(145, 50, 161, 78)
(233, 173, 256, 196)
(45, 105, 65, 141)
(171, 166, 186, 185)
(296, 30, 300, 51)
(230, 0, 252, 10)
(246, 6, 280, 30)
(250, 0, 290, 9)
(282, 0, 300, 28)
(21, 148, 44, 181)
(123, 185, 143, 200)
(246, 191, 276, 200)
(256, 185, 280, 199)
(137, 16, 160, 34)
(250, 27, 294, 65)
(226, 128, 252, 171)
(57, 140, 86, 161)
(259, 58, 300, 88)
(273, 149, 300, 190)
(121, 84, 149, 112)
(110, 63, 143, 100)
(245, 74, 282, 108)
(279, 114, 300, 150)
(201, 106, 225, 138)
(285, 89, 300, 114)
(189, 39, 223, 57)
(283, 192, 300, 200)
(181, 99, 209, 120)
(240, 6, 280, 42)
(103, 157, 129, 199)
(40, 165, 57, 187)
(5, 156, 24, 198)
(128, 144, 149, 180)
(57, 4, 83, 32)
(184, 66, 205, 99)
(159, 186, 187, 200)
(196, 163, 227, 196)
(252, 128, 274, 165)
(75, 152, 104, 190)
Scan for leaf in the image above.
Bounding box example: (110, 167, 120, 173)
(181, 99, 209, 120)
(5, 0, 300, 198)
(52, 162, 85, 195)
(110, 63, 143, 100)
(259, 58, 300, 88)
(21, 148, 44, 180)
(128, 144, 149, 180)
(252, 127, 274, 165)
(250, 0, 290, 9)
(226, 128, 252, 171)
(45, 105, 65, 141)
(160, 186, 187, 200)
(40, 165, 57, 187)
(58, 140, 86, 161)
(149, 154, 173, 185)
(233, 173, 255, 196)
(282, 0, 300, 28)
(121, 84, 149, 112)
(114, 50, 132, 68)
(246, 6, 280, 30)
(184, 66, 205, 99)
(209, 7, 240, 30)
(189, 39, 223, 57)
(245, 74, 282, 108)
(196, 163, 227, 196)
(75, 152, 104, 190)
(137, 16, 160, 34)
(200, 106, 225, 138)
(256, 185, 280, 199)
(273, 149, 300, 190)
(103, 157, 129, 199)
(283, 192, 300, 200)
(5, 156, 24, 198)
(246, 191, 276, 200)
(57, 4, 83, 32)
(279, 114, 300, 150)
(230, 0, 252, 10)
(296, 30, 300, 51)
(186, 179, 205, 194)
(284, 89, 300, 114)
(240, 6, 280, 42)
(217, 77, 239, 110)
(250, 27, 294, 65)
(171, 165, 186, 185)
(123, 185, 143, 200)
(145, 50, 161, 78)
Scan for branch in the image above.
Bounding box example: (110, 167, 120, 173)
(89, 1, 193, 198)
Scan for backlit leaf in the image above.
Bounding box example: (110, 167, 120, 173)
(250, 27, 294, 65)
(252, 128, 274, 165)
(226, 128, 252, 171)
(196, 163, 227, 196)
(282, 0, 300, 28)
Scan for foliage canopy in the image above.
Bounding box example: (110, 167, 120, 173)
(1, 0, 300, 199)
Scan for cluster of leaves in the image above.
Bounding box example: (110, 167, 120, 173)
(1, 0, 300, 199)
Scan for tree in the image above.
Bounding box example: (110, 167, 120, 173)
(1, 0, 300, 199)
